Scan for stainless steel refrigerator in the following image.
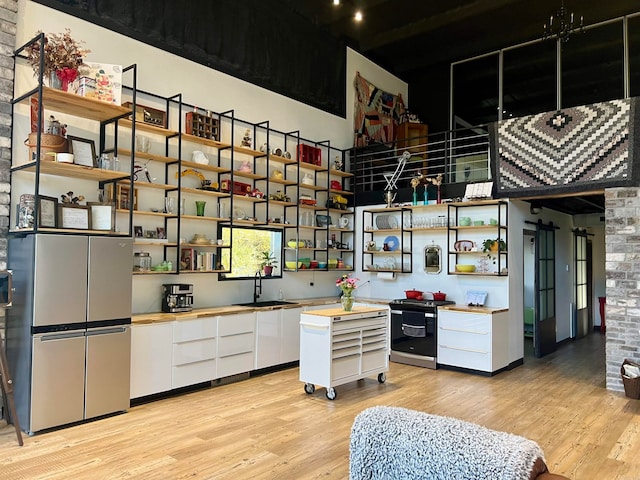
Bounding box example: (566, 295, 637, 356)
(6, 234, 132, 434)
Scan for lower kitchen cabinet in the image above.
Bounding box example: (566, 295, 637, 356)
(255, 310, 281, 369)
(255, 307, 303, 369)
(172, 316, 218, 388)
(217, 312, 256, 378)
(281, 307, 303, 363)
(130, 322, 173, 399)
(437, 308, 509, 375)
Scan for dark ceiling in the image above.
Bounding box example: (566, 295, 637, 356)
(283, 0, 639, 216)
(285, 0, 638, 80)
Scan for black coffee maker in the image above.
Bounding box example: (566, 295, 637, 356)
(162, 284, 194, 313)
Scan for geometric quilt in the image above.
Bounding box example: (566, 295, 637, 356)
(491, 98, 639, 196)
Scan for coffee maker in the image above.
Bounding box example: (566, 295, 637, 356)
(162, 284, 193, 313)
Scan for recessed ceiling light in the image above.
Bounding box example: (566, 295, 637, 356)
(355, 11, 363, 21)
(333, 0, 340, 5)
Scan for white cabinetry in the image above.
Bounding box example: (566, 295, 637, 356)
(255, 307, 303, 369)
(281, 307, 303, 363)
(437, 308, 509, 374)
(172, 316, 218, 388)
(130, 322, 173, 399)
(217, 312, 256, 377)
(255, 310, 281, 369)
(299, 306, 388, 400)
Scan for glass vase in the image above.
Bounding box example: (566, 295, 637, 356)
(423, 187, 428, 205)
(412, 190, 418, 206)
(341, 294, 354, 312)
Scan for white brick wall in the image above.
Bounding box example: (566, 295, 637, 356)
(605, 187, 640, 392)
(0, 0, 15, 272)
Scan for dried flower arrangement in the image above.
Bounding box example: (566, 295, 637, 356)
(25, 29, 90, 81)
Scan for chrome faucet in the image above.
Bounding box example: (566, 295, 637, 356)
(254, 270, 262, 303)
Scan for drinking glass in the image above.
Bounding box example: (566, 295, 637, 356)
(136, 135, 150, 153)
(165, 197, 176, 214)
(195, 200, 206, 216)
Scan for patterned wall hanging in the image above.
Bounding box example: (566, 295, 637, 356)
(354, 72, 406, 147)
(490, 98, 640, 197)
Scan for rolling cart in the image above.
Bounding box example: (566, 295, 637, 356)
(299, 306, 388, 400)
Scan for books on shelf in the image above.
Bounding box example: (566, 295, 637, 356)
(180, 248, 216, 271)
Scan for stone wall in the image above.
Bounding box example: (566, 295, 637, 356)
(0, 0, 17, 272)
(604, 187, 640, 391)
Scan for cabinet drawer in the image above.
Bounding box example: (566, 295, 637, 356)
(438, 344, 491, 372)
(362, 349, 387, 373)
(332, 345, 360, 359)
(172, 359, 216, 388)
(218, 313, 255, 336)
(438, 326, 491, 352)
(173, 316, 217, 342)
(334, 316, 386, 332)
(218, 352, 254, 378)
(218, 332, 254, 357)
(438, 311, 492, 332)
(331, 354, 360, 381)
(173, 338, 217, 366)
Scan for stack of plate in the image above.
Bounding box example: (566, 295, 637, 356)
(376, 215, 398, 229)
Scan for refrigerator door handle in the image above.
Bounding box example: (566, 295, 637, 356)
(85, 327, 128, 337)
(39, 331, 86, 341)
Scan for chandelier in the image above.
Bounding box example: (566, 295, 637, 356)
(542, 0, 584, 43)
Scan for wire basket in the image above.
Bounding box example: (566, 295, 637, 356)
(621, 359, 640, 399)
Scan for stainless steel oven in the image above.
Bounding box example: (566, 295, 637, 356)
(389, 298, 454, 369)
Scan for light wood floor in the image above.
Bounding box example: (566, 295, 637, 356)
(0, 333, 639, 479)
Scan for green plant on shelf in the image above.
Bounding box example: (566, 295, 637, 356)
(482, 238, 506, 263)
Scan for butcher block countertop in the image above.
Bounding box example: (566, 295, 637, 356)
(132, 297, 393, 325)
(301, 306, 386, 317)
(438, 304, 509, 314)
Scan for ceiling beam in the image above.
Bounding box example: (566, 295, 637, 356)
(360, 0, 523, 52)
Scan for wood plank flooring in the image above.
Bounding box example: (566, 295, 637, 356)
(0, 333, 639, 479)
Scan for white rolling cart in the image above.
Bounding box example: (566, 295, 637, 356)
(299, 306, 388, 400)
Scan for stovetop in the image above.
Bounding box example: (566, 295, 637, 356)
(389, 298, 455, 309)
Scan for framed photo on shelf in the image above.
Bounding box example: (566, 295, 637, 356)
(116, 184, 138, 210)
(58, 204, 90, 230)
(36, 195, 57, 228)
(156, 227, 166, 239)
(88, 202, 116, 231)
(67, 136, 97, 168)
(134, 225, 143, 238)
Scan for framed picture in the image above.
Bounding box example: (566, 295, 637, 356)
(156, 227, 166, 239)
(37, 195, 58, 228)
(58, 204, 90, 230)
(67, 136, 97, 167)
(117, 184, 138, 210)
(134, 225, 143, 237)
(88, 202, 115, 231)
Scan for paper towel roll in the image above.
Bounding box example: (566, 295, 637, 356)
(377, 271, 395, 280)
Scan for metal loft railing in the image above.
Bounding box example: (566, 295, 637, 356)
(349, 125, 491, 204)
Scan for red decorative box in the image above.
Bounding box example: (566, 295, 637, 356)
(297, 144, 322, 166)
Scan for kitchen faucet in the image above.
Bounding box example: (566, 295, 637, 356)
(254, 270, 262, 303)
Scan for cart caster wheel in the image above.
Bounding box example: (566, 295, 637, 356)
(326, 387, 337, 400)
(304, 383, 315, 394)
(378, 373, 386, 383)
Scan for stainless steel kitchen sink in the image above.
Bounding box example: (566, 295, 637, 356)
(234, 300, 297, 308)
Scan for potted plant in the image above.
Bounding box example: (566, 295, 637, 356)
(259, 251, 278, 276)
(482, 238, 507, 263)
